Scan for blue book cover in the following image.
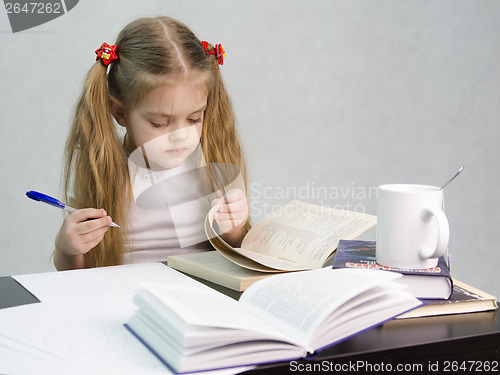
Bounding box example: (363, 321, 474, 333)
(333, 240, 450, 276)
(333, 240, 452, 299)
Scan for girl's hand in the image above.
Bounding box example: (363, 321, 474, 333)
(54, 209, 113, 268)
(212, 189, 249, 247)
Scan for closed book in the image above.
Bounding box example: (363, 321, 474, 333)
(332, 240, 453, 300)
(168, 251, 271, 292)
(397, 279, 497, 319)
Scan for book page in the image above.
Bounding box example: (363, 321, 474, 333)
(206, 201, 376, 271)
(239, 268, 402, 350)
(137, 282, 293, 344)
(205, 207, 289, 272)
(241, 201, 376, 269)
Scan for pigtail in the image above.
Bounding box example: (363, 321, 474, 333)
(201, 44, 251, 233)
(63, 62, 131, 267)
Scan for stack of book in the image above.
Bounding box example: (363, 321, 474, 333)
(333, 240, 497, 319)
(332, 240, 453, 300)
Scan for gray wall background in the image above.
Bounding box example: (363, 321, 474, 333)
(1, 0, 499, 298)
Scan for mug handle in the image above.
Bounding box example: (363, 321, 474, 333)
(419, 207, 450, 260)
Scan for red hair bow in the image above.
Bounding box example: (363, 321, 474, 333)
(95, 42, 118, 66)
(202, 41, 225, 65)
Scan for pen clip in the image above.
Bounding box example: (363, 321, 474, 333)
(26, 191, 65, 210)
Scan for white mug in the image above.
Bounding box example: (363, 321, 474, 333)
(376, 184, 449, 269)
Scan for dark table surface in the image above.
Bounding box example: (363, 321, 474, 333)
(2, 273, 499, 375)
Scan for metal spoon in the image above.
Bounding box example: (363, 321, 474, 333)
(439, 166, 464, 190)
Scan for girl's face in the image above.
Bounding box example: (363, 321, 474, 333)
(121, 77, 207, 170)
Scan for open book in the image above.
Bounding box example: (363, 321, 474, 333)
(125, 268, 421, 374)
(205, 200, 377, 272)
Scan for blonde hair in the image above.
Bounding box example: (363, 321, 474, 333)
(63, 17, 249, 267)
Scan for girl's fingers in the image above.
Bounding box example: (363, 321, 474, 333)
(76, 216, 112, 235)
(79, 225, 110, 245)
(214, 190, 247, 213)
(212, 189, 249, 233)
(214, 210, 247, 222)
(81, 233, 107, 254)
(56, 208, 113, 257)
(217, 199, 247, 213)
(69, 208, 108, 223)
(212, 189, 245, 207)
(223, 189, 245, 204)
(67, 209, 113, 235)
(214, 204, 248, 223)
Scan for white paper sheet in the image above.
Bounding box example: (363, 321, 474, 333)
(0, 333, 93, 375)
(12, 262, 202, 302)
(2, 263, 254, 375)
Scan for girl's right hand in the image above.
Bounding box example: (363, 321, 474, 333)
(55, 208, 113, 257)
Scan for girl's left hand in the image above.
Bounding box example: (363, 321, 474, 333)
(212, 189, 249, 247)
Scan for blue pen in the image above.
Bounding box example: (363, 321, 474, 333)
(26, 190, 120, 228)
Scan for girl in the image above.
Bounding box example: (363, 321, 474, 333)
(54, 17, 250, 270)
